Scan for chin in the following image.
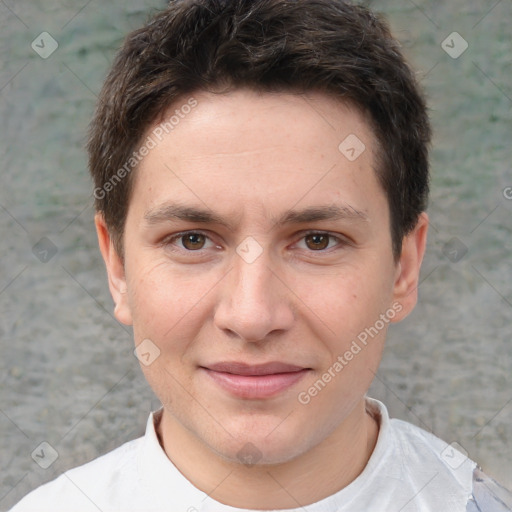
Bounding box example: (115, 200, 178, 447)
(216, 439, 306, 467)
(207, 417, 313, 467)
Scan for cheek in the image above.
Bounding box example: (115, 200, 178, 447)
(126, 262, 215, 405)
(290, 264, 394, 342)
(126, 259, 215, 345)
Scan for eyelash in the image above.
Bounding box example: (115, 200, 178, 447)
(161, 230, 348, 255)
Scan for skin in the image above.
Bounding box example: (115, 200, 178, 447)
(96, 89, 428, 509)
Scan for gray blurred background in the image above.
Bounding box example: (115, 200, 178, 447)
(1, 0, 511, 509)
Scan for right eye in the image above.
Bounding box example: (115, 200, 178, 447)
(162, 231, 217, 252)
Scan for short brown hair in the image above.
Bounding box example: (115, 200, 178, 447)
(87, 0, 431, 260)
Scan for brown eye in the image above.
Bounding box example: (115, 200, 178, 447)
(304, 233, 330, 251)
(181, 233, 206, 250)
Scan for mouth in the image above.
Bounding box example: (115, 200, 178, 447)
(199, 361, 312, 399)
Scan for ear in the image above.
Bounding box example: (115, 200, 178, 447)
(94, 213, 133, 326)
(390, 212, 429, 323)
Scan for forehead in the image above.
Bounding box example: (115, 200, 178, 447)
(129, 88, 386, 227)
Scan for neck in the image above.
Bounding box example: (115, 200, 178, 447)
(157, 398, 379, 509)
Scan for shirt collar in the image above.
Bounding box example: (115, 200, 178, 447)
(136, 397, 397, 511)
(137, 407, 208, 509)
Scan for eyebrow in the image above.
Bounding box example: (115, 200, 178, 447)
(143, 202, 368, 231)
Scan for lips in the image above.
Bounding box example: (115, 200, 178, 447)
(205, 361, 307, 376)
(200, 361, 311, 399)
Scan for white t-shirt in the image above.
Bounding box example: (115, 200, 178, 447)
(8, 397, 493, 511)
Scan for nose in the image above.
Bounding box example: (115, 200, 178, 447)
(213, 246, 295, 342)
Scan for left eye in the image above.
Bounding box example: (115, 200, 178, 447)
(168, 232, 214, 251)
(297, 232, 341, 251)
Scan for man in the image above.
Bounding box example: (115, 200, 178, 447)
(10, 0, 512, 510)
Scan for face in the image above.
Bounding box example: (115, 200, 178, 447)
(97, 89, 427, 466)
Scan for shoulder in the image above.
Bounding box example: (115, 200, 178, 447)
(363, 398, 476, 510)
(467, 467, 512, 511)
(9, 436, 144, 512)
(390, 416, 473, 477)
(390, 417, 512, 511)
